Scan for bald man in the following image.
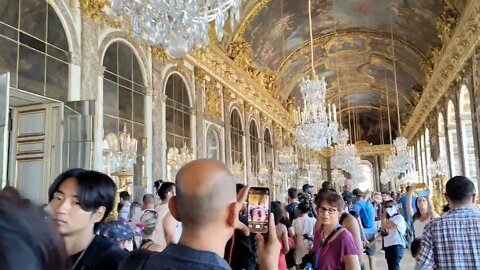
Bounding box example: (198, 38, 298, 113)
(125, 160, 280, 270)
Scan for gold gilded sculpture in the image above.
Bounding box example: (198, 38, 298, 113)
(205, 80, 222, 119)
(432, 176, 447, 214)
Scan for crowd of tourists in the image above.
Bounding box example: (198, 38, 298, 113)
(1, 159, 480, 270)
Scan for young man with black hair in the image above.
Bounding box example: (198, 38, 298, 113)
(286, 188, 299, 222)
(49, 169, 128, 270)
(154, 182, 181, 247)
(119, 191, 131, 222)
(418, 176, 480, 269)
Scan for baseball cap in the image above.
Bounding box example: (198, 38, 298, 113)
(352, 188, 364, 197)
(98, 220, 140, 242)
(302, 183, 314, 191)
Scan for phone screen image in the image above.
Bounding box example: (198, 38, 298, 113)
(247, 188, 270, 234)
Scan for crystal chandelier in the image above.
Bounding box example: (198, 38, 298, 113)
(306, 157, 322, 181)
(380, 137, 415, 184)
(257, 165, 270, 185)
(232, 161, 244, 183)
(331, 169, 346, 186)
(428, 158, 448, 178)
(293, 76, 339, 150)
(331, 129, 361, 174)
(104, 0, 243, 58)
(292, 0, 338, 150)
(278, 147, 299, 174)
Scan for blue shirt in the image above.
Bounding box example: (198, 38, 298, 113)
(399, 195, 417, 224)
(353, 200, 376, 235)
(143, 243, 232, 270)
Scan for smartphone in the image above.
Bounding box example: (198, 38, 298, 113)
(417, 190, 430, 198)
(247, 187, 270, 234)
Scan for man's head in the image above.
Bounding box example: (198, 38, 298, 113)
(321, 181, 334, 190)
(119, 191, 130, 205)
(303, 183, 314, 194)
(344, 179, 353, 192)
(48, 169, 116, 237)
(352, 188, 364, 202)
(445, 176, 477, 206)
(288, 188, 298, 200)
(169, 159, 237, 242)
(157, 182, 176, 201)
(142, 194, 155, 210)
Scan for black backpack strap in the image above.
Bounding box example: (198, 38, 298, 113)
(339, 212, 349, 225)
(119, 249, 154, 270)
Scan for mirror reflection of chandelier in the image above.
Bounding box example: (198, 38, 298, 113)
(104, 0, 243, 58)
(278, 147, 299, 174)
(257, 165, 270, 185)
(428, 158, 448, 179)
(114, 123, 138, 173)
(331, 169, 346, 186)
(306, 157, 322, 181)
(167, 143, 194, 180)
(232, 161, 244, 183)
(292, 0, 338, 150)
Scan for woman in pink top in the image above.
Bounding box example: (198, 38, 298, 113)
(313, 192, 360, 270)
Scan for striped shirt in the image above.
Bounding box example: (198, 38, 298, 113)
(418, 207, 480, 269)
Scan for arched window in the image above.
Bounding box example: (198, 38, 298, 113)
(249, 121, 260, 178)
(447, 100, 461, 176)
(420, 134, 427, 183)
(438, 113, 447, 159)
(459, 85, 477, 188)
(264, 128, 273, 171)
(425, 129, 432, 184)
(0, 0, 70, 100)
(165, 74, 192, 149)
(102, 41, 146, 185)
(358, 161, 374, 192)
(206, 126, 220, 160)
(416, 139, 423, 180)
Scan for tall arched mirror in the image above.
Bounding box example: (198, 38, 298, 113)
(447, 100, 460, 176)
(230, 109, 244, 179)
(102, 41, 146, 185)
(206, 126, 220, 160)
(249, 120, 260, 179)
(264, 128, 273, 171)
(165, 73, 192, 149)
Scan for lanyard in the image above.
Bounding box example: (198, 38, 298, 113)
(315, 224, 342, 268)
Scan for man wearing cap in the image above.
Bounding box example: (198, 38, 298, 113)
(352, 188, 376, 270)
(98, 220, 141, 251)
(299, 183, 316, 218)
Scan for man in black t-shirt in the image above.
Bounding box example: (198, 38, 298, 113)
(286, 188, 299, 222)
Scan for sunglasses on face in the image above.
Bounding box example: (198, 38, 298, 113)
(318, 207, 338, 214)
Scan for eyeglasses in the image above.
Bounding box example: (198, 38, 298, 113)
(318, 207, 338, 214)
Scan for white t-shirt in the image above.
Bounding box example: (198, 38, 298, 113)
(292, 215, 316, 264)
(153, 204, 182, 246)
(384, 214, 406, 247)
(413, 217, 431, 238)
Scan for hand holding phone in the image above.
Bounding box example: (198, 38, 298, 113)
(247, 187, 270, 234)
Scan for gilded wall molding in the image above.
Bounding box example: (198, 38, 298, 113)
(205, 79, 222, 120)
(404, 0, 480, 141)
(187, 44, 293, 132)
(321, 143, 394, 157)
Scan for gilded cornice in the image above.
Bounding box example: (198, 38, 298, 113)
(187, 44, 293, 131)
(231, 0, 272, 41)
(404, 0, 480, 141)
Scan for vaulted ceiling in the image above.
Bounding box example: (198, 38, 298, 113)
(224, 0, 468, 145)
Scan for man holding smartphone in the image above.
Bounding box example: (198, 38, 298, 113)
(122, 160, 281, 270)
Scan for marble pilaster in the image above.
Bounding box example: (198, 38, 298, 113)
(80, 17, 101, 100)
(152, 60, 166, 181)
(194, 71, 206, 159)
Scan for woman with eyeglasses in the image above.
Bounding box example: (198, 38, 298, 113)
(379, 200, 406, 270)
(313, 192, 360, 270)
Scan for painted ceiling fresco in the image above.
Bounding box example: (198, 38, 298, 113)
(230, 0, 448, 144)
(244, 0, 443, 70)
